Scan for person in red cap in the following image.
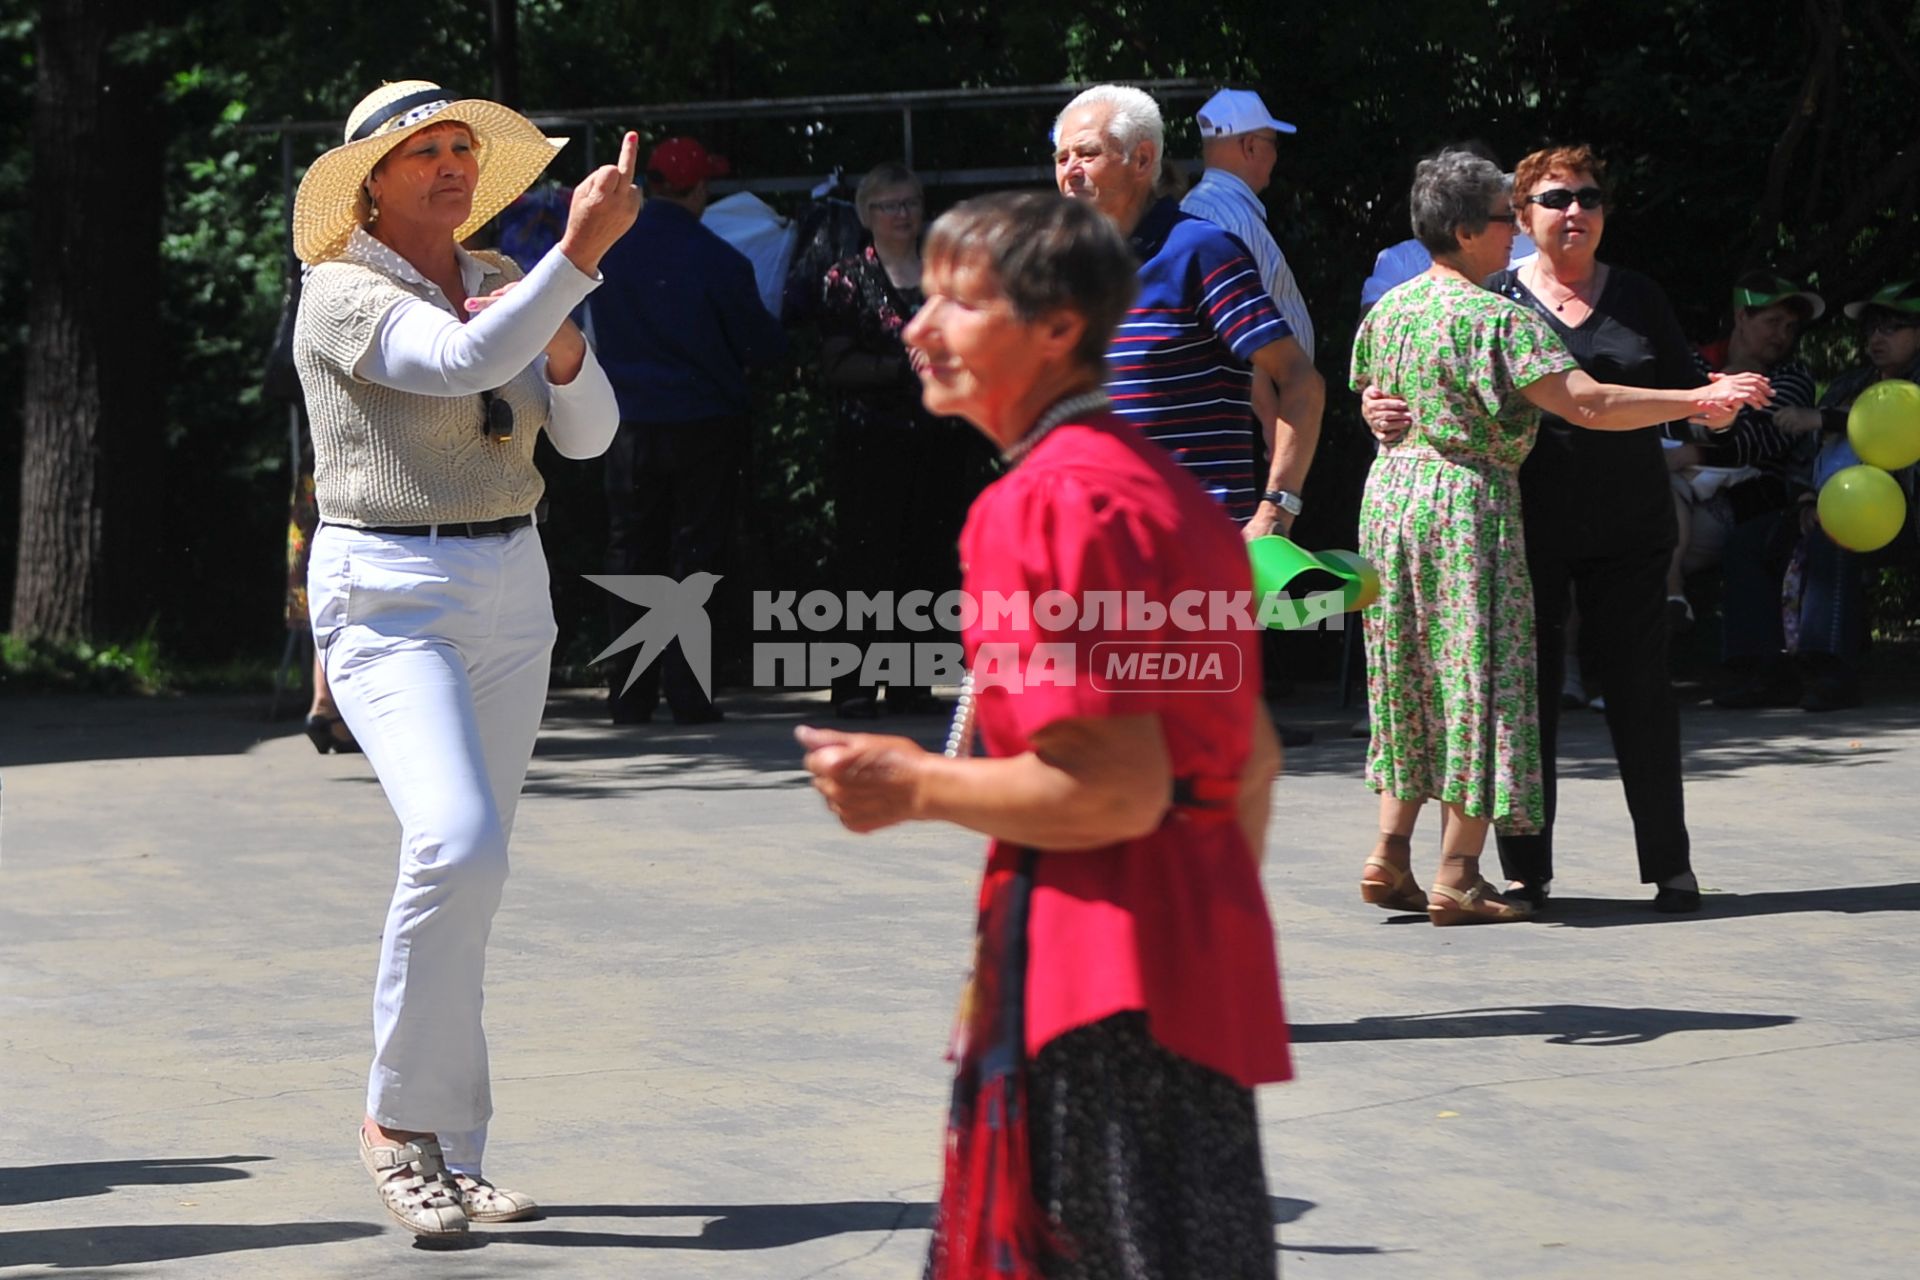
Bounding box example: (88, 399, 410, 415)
(589, 136, 788, 724)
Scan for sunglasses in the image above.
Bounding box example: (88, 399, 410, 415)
(480, 389, 514, 441)
(868, 198, 922, 216)
(1484, 211, 1518, 224)
(1526, 186, 1605, 211)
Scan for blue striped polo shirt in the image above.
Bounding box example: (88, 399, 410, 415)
(1109, 198, 1293, 522)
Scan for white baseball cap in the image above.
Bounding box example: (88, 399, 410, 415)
(1195, 88, 1296, 138)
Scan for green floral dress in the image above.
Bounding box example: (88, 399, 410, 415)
(1351, 275, 1578, 831)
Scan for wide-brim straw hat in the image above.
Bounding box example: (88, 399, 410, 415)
(292, 79, 567, 265)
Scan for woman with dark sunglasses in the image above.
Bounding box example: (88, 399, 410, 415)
(1352, 150, 1767, 925)
(1364, 143, 1715, 914)
(1489, 145, 1716, 913)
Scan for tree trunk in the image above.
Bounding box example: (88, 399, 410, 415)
(490, 0, 520, 107)
(11, 0, 159, 644)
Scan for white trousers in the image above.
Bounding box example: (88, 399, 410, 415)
(310, 523, 556, 1176)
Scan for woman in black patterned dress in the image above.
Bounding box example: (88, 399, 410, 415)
(817, 162, 993, 717)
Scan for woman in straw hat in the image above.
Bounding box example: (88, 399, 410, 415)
(291, 79, 640, 1241)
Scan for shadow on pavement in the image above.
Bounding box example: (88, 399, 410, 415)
(1546, 882, 1920, 926)
(0, 1155, 270, 1207)
(489, 1199, 932, 1250)
(0, 1221, 383, 1269)
(0, 696, 303, 768)
(1290, 1004, 1795, 1047)
(1275, 696, 1920, 779)
(486, 1196, 1396, 1258)
(520, 700, 954, 798)
(1269, 1195, 1408, 1256)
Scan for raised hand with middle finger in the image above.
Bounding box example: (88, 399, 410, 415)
(559, 130, 645, 275)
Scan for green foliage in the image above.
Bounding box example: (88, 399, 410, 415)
(1869, 566, 1920, 642)
(0, 628, 169, 694)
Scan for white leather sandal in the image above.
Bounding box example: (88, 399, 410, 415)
(359, 1128, 468, 1240)
(451, 1172, 542, 1223)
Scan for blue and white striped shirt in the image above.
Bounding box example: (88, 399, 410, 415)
(1181, 168, 1315, 357)
(1112, 200, 1294, 523)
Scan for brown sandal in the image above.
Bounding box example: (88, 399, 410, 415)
(1428, 878, 1533, 925)
(1360, 834, 1428, 913)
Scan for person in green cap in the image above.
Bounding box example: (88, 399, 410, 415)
(1661, 271, 1824, 630)
(1717, 278, 1920, 711)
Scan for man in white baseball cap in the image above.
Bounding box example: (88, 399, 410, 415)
(1182, 88, 1314, 358)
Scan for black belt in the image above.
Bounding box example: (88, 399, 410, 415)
(331, 514, 536, 539)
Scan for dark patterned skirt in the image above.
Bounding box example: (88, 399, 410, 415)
(927, 1011, 1276, 1280)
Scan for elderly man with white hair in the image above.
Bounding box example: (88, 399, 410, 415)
(1054, 83, 1324, 541)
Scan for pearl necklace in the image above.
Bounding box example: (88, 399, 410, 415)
(999, 389, 1111, 467)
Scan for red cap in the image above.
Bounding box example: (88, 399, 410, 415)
(646, 136, 730, 190)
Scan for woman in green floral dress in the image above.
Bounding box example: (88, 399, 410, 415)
(1350, 151, 1769, 924)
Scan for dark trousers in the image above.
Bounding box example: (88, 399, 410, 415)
(1722, 510, 1866, 666)
(604, 414, 747, 719)
(828, 416, 986, 706)
(1496, 543, 1691, 887)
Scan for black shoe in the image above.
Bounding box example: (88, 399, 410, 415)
(1277, 723, 1315, 748)
(670, 705, 724, 726)
(1504, 880, 1551, 911)
(610, 703, 654, 725)
(1713, 664, 1800, 709)
(833, 694, 881, 720)
(1652, 885, 1702, 914)
(304, 712, 361, 754)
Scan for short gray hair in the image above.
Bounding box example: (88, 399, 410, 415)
(854, 161, 921, 218)
(1053, 84, 1164, 184)
(1409, 149, 1509, 256)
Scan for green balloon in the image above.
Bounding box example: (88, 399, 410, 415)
(1817, 464, 1907, 553)
(1848, 379, 1920, 471)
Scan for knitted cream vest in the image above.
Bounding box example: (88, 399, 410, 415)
(294, 250, 550, 526)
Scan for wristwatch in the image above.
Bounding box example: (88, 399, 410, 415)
(1261, 488, 1304, 517)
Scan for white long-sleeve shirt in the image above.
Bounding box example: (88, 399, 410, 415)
(346, 227, 619, 459)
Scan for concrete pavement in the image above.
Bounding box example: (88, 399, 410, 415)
(2, 687, 1916, 1278)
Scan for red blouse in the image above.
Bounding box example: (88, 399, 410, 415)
(957, 411, 1293, 1088)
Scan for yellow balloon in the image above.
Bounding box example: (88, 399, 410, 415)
(1817, 465, 1907, 552)
(1847, 379, 1920, 471)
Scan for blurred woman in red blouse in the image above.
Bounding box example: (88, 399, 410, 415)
(800, 191, 1290, 1280)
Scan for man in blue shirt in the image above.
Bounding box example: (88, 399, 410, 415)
(1054, 85, 1323, 538)
(591, 136, 788, 724)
